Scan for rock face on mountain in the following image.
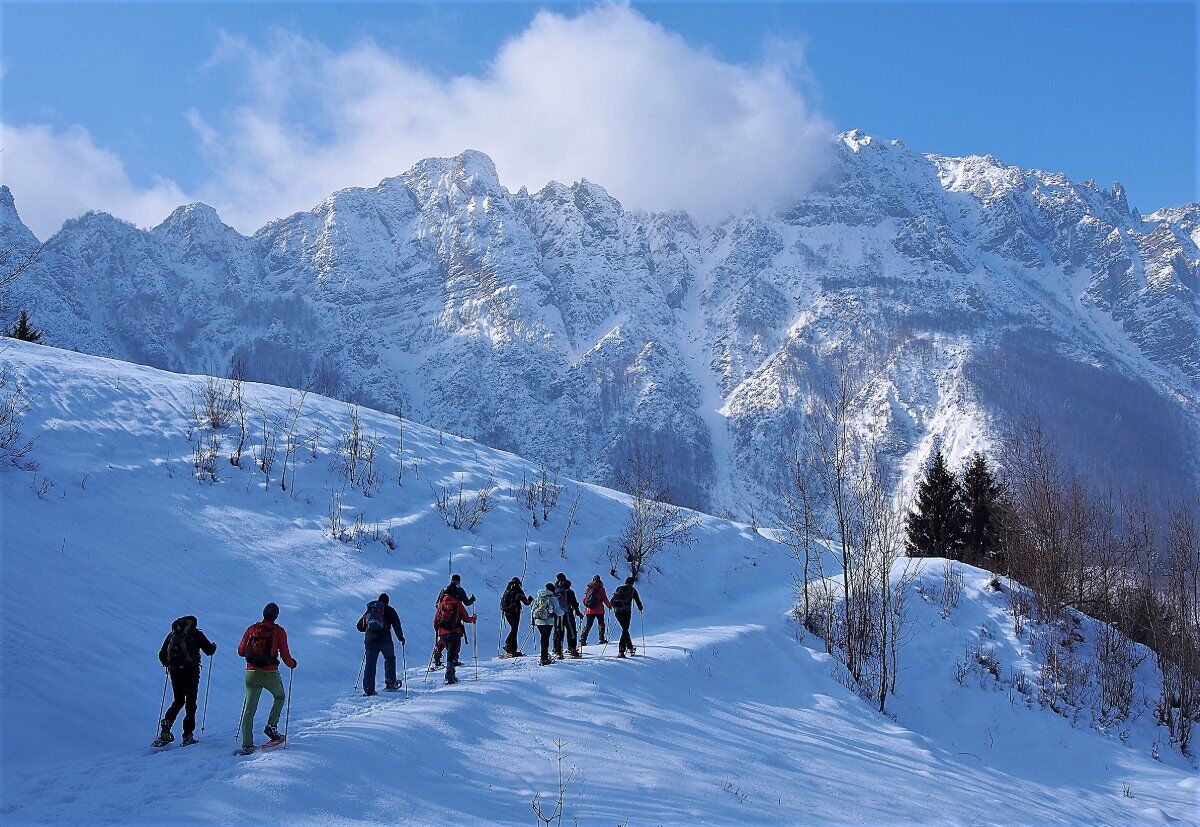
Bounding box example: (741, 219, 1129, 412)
(4, 132, 1198, 512)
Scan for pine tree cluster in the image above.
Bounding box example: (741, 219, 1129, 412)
(5, 310, 42, 343)
(905, 450, 1003, 566)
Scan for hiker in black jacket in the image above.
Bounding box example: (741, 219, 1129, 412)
(500, 577, 533, 656)
(436, 574, 476, 607)
(553, 574, 585, 658)
(357, 593, 406, 695)
(155, 616, 217, 746)
(610, 577, 644, 658)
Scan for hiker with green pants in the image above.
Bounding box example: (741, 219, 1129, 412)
(235, 602, 298, 754)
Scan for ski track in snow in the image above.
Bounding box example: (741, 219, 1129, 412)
(0, 342, 1196, 825)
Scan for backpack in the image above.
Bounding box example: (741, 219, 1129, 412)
(434, 596, 459, 631)
(532, 593, 556, 624)
(365, 601, 387, 633)
(611, 586, 632, 611)
(583, 583, 601, 610)
(500, 585, 520, 613)
(166, 617, 198, 669)
(243, 622, 277, 668)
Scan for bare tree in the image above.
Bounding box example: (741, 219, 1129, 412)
(0, 371, 37, 471)
(611, 450, 699, 581)
(191, 376, 237, 431)
(530, 740, 575, 827)
(228, 369, 248, 467)
(278, 389, 309, 495)
(256, 414, 277, 489)
(431, 476, 497, 531)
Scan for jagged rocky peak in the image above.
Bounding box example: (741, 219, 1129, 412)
(152, 202, 236, 240)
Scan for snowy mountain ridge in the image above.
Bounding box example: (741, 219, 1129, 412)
(0, 341, 1195, 824)
(3, 130, 1198, 513)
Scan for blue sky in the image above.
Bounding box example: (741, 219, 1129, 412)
(1, 1, 1195, 235)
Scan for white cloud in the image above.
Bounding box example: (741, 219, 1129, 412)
(0, 122, 189, 239)
(2, 5, 833, 235)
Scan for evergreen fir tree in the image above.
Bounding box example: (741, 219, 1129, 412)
(960, 452, 1003, 567)
(905, 449, 965, 559)
(5, 310, 42, 343)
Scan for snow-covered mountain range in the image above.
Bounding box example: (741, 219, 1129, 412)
(4, 130, 1198, 512)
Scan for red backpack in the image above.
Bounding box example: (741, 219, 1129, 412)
(434, 596, 459, 632)
(244, 622, 277, 668)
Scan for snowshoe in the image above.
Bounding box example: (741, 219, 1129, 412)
(498, 651, 525, 659)
(384, 682, 400, 692)
(448, 659, 463, 667)
(429, 661, 444, 671)
(598, 638, 609, 645)
(616, 652, 627, 659)
(444, 676, 459, 685)
(181, 734, 198, 747)
(363, 690, 377, 697)
(234, 746, 256, 756)
(539, 658, 553, 666)
(152, 724, 174, 748)
(263, 725, 284, 742)
(570, 650, 582, 659)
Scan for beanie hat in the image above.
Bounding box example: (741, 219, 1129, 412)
(378, 593, 389, 604)
(263, 602, 280, 621)
(625, 577, 635, 586)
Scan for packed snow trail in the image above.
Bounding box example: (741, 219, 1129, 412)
(1, 343, 1195, 824)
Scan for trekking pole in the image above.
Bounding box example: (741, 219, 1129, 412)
(401, 644, 409, 699)
(201, 651, 215, 732)
(472, 621, 480, 680)
(283, 667, 294, 749)
(640, 609, 646, 656)
(155, 668, 169, 736)
(353, 654, 365, 691)
(422, 649, 435, 684)
(519, 624, 534, 658)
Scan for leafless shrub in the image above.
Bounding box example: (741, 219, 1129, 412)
(0, 372, 37, 472)
(530, 740, 574, 827)
(34, 475, 55, 499)
(228, 369, 248, 467)
(191, 376, 237, 431)
(328, 492, 344, 539)
(558, 493, 581, 558)
(192, 430, 220, 484)
(277, 390, 308, 495)
(331, 405, 381, 496)
(610, 449, 699, 581)
(940, 560, 964, 617)
(432, 476, 497, 531)
(256, 414, 277, 489)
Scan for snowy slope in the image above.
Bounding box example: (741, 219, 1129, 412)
(0, 342, 1195, 825)
(4, 132, 1197, 518)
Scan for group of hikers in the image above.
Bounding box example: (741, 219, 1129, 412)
(152, 573, 644, 754)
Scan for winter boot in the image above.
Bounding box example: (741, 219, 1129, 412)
(431, 659, 443, 670)
(384, 681, 399, 692)
(263, 724, 285, 743)
(540, 657, 553, 666)
(363, 689, 377, 697)
(444, 676, 459, 685)
(152, 720, 174, 747)
(235, 745, 256, 756)
(616, 652, 627, 659)
(181, 734, 198, 747)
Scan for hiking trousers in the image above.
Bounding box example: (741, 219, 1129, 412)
(241, 669, 286, 748)
(615, 609, 634, 655)
(364, 637, 396, 692)
(438, 632, 463, 681)
(537, 624, 553, 662)
(581, 614, 606, 645)
(503, 609, 522, 654)
(163, 665, 200, 736)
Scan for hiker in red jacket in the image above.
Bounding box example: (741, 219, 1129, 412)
(580, 575, 612, 646)
(432, 592, 476, 685)
(235, 602, 298, 754)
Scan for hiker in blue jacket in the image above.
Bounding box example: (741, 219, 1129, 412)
(356, 593, 406, 695)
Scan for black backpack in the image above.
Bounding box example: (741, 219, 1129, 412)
(500, 584, 520, 613)
(583, 583, 601, 610)
(166, 617, 198, 669)
(611, 586, 633, 611)
(364, 601, 387, 632)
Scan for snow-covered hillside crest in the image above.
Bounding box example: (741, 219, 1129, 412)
(3, 131, 1198, 514)
(0, 342, 1195, 824)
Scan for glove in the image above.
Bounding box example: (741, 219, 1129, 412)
(399, 638, 406, 646)
(470, 593, 477, 602)
(288, 659, 298, 669)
